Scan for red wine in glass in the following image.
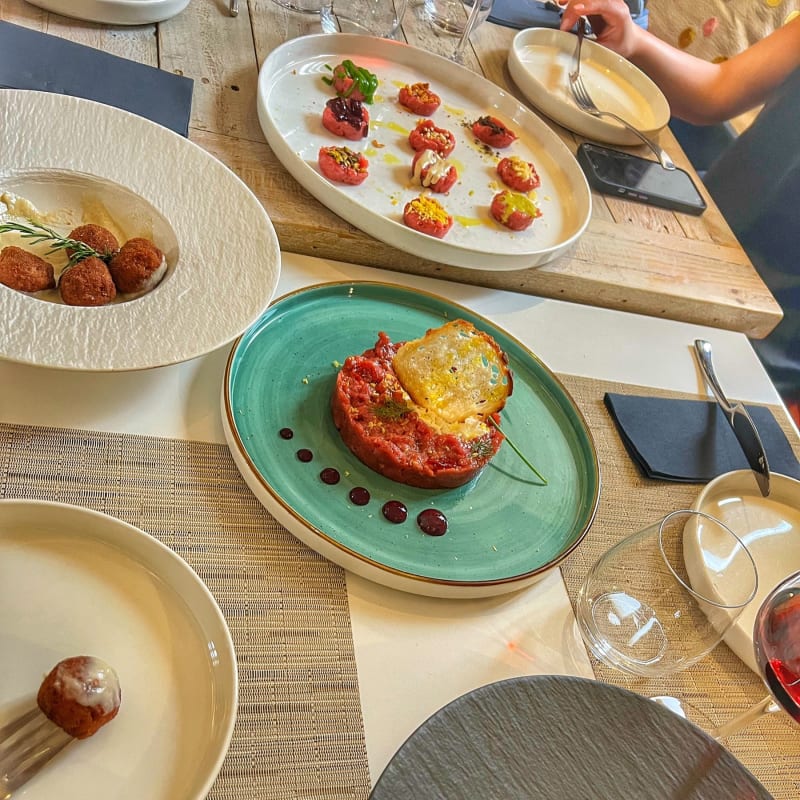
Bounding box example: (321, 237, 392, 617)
(754, 582, 800, 723)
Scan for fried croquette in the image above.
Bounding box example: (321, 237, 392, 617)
(67, 224, 120, 259)
(37, 656, 121, 739)
(59, 257, 117, 306)
(108, 237, 165, 295)
(0, 245, 56, 292)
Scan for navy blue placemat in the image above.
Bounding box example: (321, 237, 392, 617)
(0, 21, 193, 136)
(488, 0, 563, 30)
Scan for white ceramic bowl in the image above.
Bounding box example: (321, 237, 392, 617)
(24, 0, 190, 25)
(687, 470, 800, 674)
(1, 89, 280, 372)
(508, 28, 671, 146)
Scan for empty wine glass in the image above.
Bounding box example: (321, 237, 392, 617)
(575, 509, 758, 677)
(709, 570, 800, 739)
(320, 0, 407, 38)
(414, 0, 495, 62)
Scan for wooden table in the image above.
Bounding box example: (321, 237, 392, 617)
(1, 0, 783, 338)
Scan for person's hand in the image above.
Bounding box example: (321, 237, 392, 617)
(558, 0, 639, 58)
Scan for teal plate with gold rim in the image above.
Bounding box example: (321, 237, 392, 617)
(222, 282, 600, 598)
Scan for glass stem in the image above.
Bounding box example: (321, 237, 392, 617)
(709, 694, 779, 741)
(453, 0, 483, 59)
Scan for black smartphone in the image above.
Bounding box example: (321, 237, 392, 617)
(577, 143, 707, 215)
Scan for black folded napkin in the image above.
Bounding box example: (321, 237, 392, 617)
(488, 0, 563, 30)
(0, 21, 193, 136)
(605, 393, 800, 482)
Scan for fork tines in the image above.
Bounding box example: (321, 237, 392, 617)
(0, 706, 73, 797)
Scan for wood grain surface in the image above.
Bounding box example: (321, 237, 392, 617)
(1, 0, 783, 338)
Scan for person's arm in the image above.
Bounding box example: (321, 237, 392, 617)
(559, 0, 800, 124)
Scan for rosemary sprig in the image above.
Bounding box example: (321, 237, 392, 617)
(0, 220, 104, 268)
(488, 416, 548, 485)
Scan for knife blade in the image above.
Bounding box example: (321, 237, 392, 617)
(694, 339, 771, 496)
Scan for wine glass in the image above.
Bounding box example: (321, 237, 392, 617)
(575, 509, 759, 677)
(319, 0, 408, 38)
(413, 0, 495, 62)
(451, 0, 491, 62)
(709, 570, 800, 739)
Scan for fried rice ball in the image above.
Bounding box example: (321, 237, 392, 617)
(59, 257, 117, 306)
(67, 224, 120, 259)
(0, 245, 56, 292)
(37, 656, 121, 739)
(108, 237, 165, 295)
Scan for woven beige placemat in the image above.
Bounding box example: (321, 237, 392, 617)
(558, 375, 800, 799)
(0, 423, 371, 800)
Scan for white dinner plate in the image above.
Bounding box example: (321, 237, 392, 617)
(256, 34, 591, 271)
(508, 28, 671, 146)
(0, 89, 280, 371)
(686, 470, 800, 674)
(24, 0, 190, 25)
(0, 499, 237, 800)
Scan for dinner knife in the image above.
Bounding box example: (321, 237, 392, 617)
(694, 339, 771, 496)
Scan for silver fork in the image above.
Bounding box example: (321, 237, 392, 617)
(569, 15, 588, 82)
(0, 706, 73, 798)
(567, 27, 676, 171)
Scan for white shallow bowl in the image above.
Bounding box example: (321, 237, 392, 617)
(508, 28, 671, 146)
(24, 0, 190, 25)
(686, 470, 800, 674)
(0, 500, 238, 800)
(0, 89, 280, 372)
(257, 33, 591, 271)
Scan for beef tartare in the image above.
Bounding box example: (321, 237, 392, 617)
(331, 321, 512, 489)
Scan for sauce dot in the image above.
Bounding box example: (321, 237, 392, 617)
(382, 500, 408, 524)
(349, 487, 371, 506)
(296, 449, 313, 462)
(418, 509, 448, 536)
(320, 468, 340, 485)
(279, 427, 294, 440)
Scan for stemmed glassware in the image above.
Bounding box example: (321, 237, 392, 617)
(575, 509, 759, 677)
(413, 0, 495, 62)
(450, 0, 492, 62)
(709, 570, 800, 739)
(577, 510, 800, 740)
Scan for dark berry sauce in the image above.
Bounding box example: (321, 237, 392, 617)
(320, 468, 341, 485)
(382, 500, 408, 524)
(279, 427, 294, 440)
(349, 487, 371, 506)
(296, 449, 313, 463)
(417, 509, 448, 536)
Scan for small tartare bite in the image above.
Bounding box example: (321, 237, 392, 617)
(408, 119, 456, 157)
(411, 149, 458, 194)
(491, 190, 541, 231)
(324, 60, 378, 104)
(398, 82, 441, 116)
(472, 115, 517, 149)
(318, 145, 369, 185)
(497, 155, 541, 193)
(322, 97, 370, 140)
(403, 195, 454, 239)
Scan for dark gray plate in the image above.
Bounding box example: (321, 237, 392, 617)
(370, 675, 773, 800)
